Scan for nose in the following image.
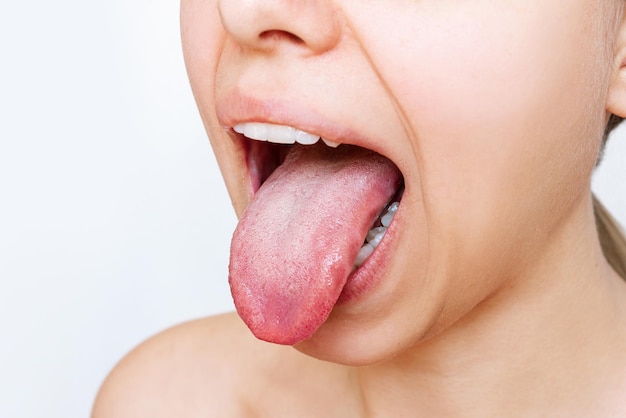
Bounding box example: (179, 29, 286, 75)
(217, 0, 341, 54)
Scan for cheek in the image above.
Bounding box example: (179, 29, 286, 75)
(359, 2, 604, 220)
(181, 1, 252, 216)
(349, 2, 607, 299)
(181, 0, 224, 135)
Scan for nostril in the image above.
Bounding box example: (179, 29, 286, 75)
(218, 0, 341, 54)
(259, 30, 305, 46)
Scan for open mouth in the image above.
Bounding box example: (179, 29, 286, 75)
(228, 122, 404, 344)
(234, 122, 405, 268)
(234, 122, 340, 193)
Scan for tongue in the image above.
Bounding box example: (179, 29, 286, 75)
(229, 143, 401, 345)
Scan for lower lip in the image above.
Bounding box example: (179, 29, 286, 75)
(336, 209, 400, 304)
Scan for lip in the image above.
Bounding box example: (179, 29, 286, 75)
(216, 90, 398, 162)
(216, 89, 406, 308)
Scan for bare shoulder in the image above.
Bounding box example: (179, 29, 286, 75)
(91, 312, 308, 418)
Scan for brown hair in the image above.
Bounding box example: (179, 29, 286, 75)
(596, 116, 626, 280)
(594, 196, 626, 279)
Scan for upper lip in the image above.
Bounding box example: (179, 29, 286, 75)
(215, 89, 392, 158)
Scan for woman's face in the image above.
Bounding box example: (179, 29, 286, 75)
(181, 0, 620, 364)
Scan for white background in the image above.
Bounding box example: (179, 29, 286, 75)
(0, 1, 625, 417)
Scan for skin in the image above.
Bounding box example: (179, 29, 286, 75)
(94, 0, 626, 416)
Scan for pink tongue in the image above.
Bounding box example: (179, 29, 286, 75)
(229, 144, 401, 345)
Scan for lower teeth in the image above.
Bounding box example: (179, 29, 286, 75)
(353, 201, 399, 267)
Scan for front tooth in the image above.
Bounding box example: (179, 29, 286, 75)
(243, 123, 268, 141)
(322, 138, 340, 148)
(268, 125, 296, 144)
(234, 122, 268, 141)
(295, 130, 320, 145)
(233, 123, 323, 145)
(252, 123, 271, 141)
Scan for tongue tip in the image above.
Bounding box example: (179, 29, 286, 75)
(249, 325, 314, 346)
(238, 313, 319, 346)
(232, 291, 332, 345)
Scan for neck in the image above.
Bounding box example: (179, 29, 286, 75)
(355, 194, 626, 417)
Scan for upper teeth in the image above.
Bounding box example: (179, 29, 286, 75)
(233, 123, 340, 147)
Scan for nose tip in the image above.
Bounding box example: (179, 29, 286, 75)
(218, 0, 341, 54)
